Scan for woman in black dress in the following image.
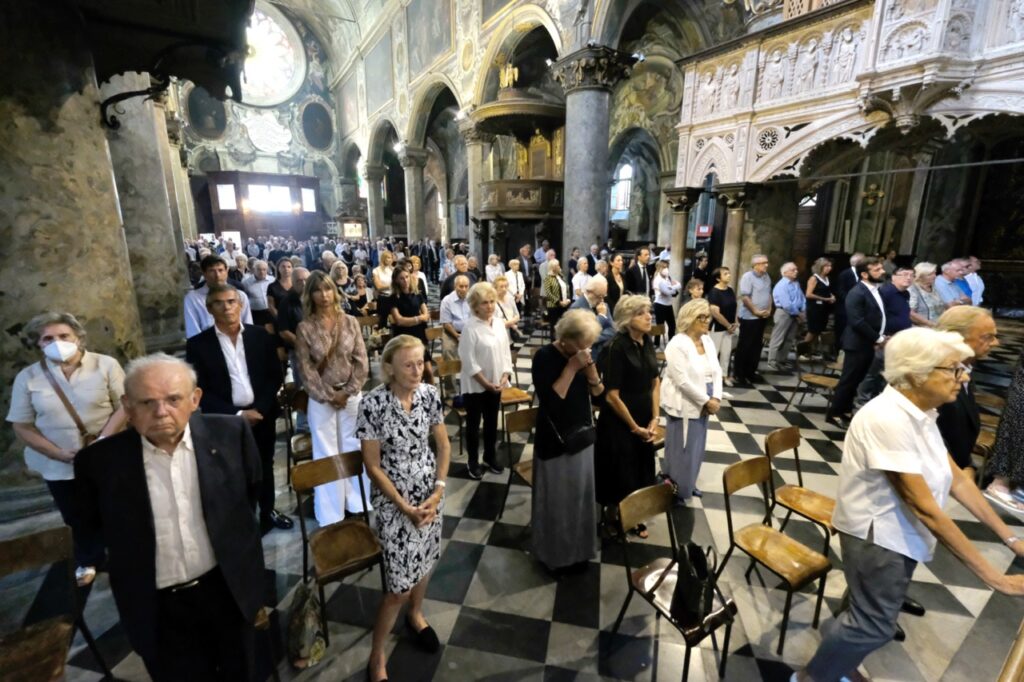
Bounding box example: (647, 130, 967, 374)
(594, 294, 661, 538)
(983, 350, 1024, 513)
(605, 253, 626, 313)
(388, 269, 432, 383)
(532, 310, 605, 574)
(804, 257, 836, 347)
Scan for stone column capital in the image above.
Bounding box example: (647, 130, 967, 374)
(363, 163, 386, 182)
(398, 146, 428, 169)
(714, 182, 759, 210)
(458, 120, 494, 146)
(551, 45, 636, 94)
(664, 187, 703, 212)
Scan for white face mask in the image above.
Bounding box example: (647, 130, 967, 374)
(43, 340, 79, 362)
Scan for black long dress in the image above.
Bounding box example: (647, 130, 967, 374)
(595, 331, 659, 506)
(988, 351, 1024, 483)
(806, 275, 834, 334)
(606, 274, 624, 313)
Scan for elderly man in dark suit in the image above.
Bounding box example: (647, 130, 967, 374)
(187, 283, 289, 536)
(826, 257, 886, 429)
(75, 353, 265, 681)
(831, 251, 864, 355)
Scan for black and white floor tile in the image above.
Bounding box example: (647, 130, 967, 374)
(6, 315, 1024, 681)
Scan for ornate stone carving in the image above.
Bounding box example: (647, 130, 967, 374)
(794, 37, 820, 94)
(861, 78, 972, 134)
(458, 120, 494, 146)
(697, 70, 719, 115)
(664, 186, 702, 212)
(714, 182, 758, 210)
(551, 45, 635, 94)
(761, 48, 788, 100)
(882, 22, 930, 61)
(398, 145, 427, 168)
(240, 110, 292, 154)
(757, 127, 780, 152)
(363, 163, 386, 183)
(944, 15, 971, 52)
(1008, 0, 1024, 43)
(721, 63, 742, 109)
(829, 26, 860, 84)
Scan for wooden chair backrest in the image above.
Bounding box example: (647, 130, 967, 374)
(436, 359, 462, 378)
(291, 451, 364, 494)
(619, 483, 674, 535)
(650, 324, 666, 337)
(290, 388, 309, 414)
(0, 526, 72, 579)
(430, 309, 441, 321)
(765, 426, 800, 460)
(723, 456, 771, 497)
(505, 407, 538, 434)
(357, 315, 378, 329)
(425, 327, 444, 341)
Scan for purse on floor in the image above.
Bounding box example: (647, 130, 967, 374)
(286, 579, 326, 669)
(669, 543, 721, 627)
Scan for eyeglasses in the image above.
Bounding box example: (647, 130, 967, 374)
(696, 314, 711, 323)
(935, 363, 970, 381)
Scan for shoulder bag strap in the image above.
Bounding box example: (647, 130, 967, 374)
(39, 360, 91, 439)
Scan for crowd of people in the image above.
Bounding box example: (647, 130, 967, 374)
(7, 228, 1023, 681)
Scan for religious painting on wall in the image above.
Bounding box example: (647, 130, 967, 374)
(186, 85, 228, 140)
(482, 0, 511, 24)
(339, 74, 360, 136)
(365, 32, 394, 114)
(302, 101, 334, 150)
(407, 0, 453, 78)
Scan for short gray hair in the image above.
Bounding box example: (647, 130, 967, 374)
(25, 312, 87, 345)
(780, 262, 797, 276)
(124, 353, 197, 397)
(751, 254, 767, 266)
(612, 294, 651, 331)
(935, 306, 993, 339)
(882, 328, 973, 389)
(554, 309, 602, 345)
(913, 262, 936, 280)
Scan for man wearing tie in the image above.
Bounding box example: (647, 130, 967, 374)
(186, 283, 290, 535)
(624, 247, 653, 298)
(826, 257, 886, 429)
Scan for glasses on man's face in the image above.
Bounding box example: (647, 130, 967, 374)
(935, 363, 970, 381)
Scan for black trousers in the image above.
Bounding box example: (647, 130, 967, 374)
(735, 317, 768, 381)
(463, 390, 500, 468)
(830, 347, 875, 418)
(654, 303, 676, 346)
(47, 479, 104, 567)
(148, 568, 255, 682)
(249, 416, 278, 521)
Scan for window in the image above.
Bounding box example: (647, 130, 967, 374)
(301, 187, 316, 212)
(611, 164, 633, 213)
(437, 194, 445, 220)
(241, 4, 306, 107)
(216, 184, 237, 210)
(246, 184, 293, 213)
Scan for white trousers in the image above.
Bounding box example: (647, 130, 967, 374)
(308, 394, 371, 525)
(709, 329, 736, 377)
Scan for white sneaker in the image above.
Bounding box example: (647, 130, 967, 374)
(984, 487, 1024, 516)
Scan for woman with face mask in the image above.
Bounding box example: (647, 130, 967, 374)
(6, 312, 129, 586)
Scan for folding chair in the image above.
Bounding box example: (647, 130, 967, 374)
(497, 407, 538, 520)
(610, 484, 737, 680)
(784, 341, 838, 411)
(764, 426, 835, 556)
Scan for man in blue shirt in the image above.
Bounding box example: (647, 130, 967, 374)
(767, 262, 806, 371)
(439, 275, 471, 394)
(855, 266, 914, 407)
(934, 260, 972, 306)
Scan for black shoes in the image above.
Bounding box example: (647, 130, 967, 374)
(486, 463, 505, 475)
(407, 617, 441, 653)
(467, 464, 484, 480)
(824, 414, 850, 430)
(260, 509, 294, 535)
(894, 622, 906, 642)
(901, 597, 926, 617)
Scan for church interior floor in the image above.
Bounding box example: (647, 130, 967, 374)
(5, 318, 1024, 682)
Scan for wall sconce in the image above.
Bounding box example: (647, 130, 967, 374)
(861, 183, 885, 206)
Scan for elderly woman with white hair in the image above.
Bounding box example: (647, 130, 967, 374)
(795, 327, 1024, 682)
(908, 261, 946, 327)
(594, 294, 660, 538)
(485, 253, 504, 283)
(661, 299, 722, 501)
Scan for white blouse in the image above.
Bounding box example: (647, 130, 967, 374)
(485, 263, 505, 283)
(458, 315, 513, 394)
(831, 385, 953, 563)
(571, 272, 592, 300)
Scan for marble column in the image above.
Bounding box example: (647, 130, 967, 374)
(553, 46, 634, 260)
(459, 121, 493, 261)
(399, 146, 428, 243)
(101, 73, 190, 351)
(363, 163, 386, 239)
(715, 183, 758, 282)
(665, 187, 703, 309)
(0, 2, 144, 515)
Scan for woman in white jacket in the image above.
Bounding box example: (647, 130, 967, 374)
(661, 298, 723, 501)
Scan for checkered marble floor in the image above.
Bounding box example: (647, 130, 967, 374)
(12, 317, 1024, 681)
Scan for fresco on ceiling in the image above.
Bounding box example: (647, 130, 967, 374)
(282, 6, 331, 101)
(407, 0, 452, 77)
(482, 0, 511, 23)
(365, 31, 394, 114)
(340, 74, 360, 136)
(610, 57, 683, 153)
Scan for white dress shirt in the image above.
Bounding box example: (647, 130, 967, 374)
(861, 281, 887, 342)
(966, 272, 985, 305)
(142, 425, 218, 588)
(184, 285, 253, 338)
(654, 273, 681, 306)
(507, 270, 526, 299)
(485, 263, 505, 283)
(831, 385, 953, 563)
(215, 327, 255, 408)
(458, 315, 513, 393)
(571, 272, 592, 300)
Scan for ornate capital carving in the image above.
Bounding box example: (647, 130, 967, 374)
(551, 46, 636, 94)
(860, 78, 973, 135)
(398, 146, 428, 169)
(363, 163, 386, 182)
(458, 120, 494, 146)
(664, 187, 703, 213)
(714, 182, 759, 210)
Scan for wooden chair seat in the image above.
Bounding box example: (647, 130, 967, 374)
(734, 524, 830, 587)
(631, 558, 737, 645)
(976, 392, 1006, 411)
(801, 374, 839, 390)
(0, 617, 73, 682)
(652, 425, 666, 450)
(978, 429, 996, 449)
(513, 459, 534, 486)
(309, 519, 382, 584)
(501, 387, 532, 406)
(980, 412, 1000, 430)
(291, 433, 313, 461)
(776, 485, 835, 531)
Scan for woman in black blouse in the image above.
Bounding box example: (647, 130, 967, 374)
(531, 310, 605, 574)
(594, 294, 660, 538)
(706, 267, 739, 383)
(605, 253, 626, 313)
(388, 268, 432, 383)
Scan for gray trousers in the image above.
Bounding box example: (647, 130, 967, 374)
(804, 532, 917, 682)
(767, 309, 799, 363)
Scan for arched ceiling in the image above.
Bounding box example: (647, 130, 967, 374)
(265, 0, 376, 80)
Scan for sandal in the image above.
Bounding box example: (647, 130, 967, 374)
(629, 524, 649, 539)
(984, 487, 1024, 517)
(75, 566, 96, 587)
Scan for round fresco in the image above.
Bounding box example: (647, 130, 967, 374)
(302, 101, 334, 150)
(186, 85, 227, 139)
(240, 2, 307, 107)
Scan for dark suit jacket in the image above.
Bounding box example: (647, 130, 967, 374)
(186, 325, 283, 420)
(834, 267, 859, 321)
(518, 255, 535, 287)
(841, 283, 884, 351)
(624, 263, 651, 297)
(586, 254, 599, 274)
(75, 414, 265, 663)
(937, 383, 981, 469)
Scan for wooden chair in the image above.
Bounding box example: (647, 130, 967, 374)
(429, 308, 441, 322)
(717, 456, 831, 654)
(980, 412, 1001, 431)
(500, 386, 533, 431)
(436, 358, 467, 456)
(498, 407, 538, 520)
(784, 341, 839, 412)
(764, 427, 835, 555)
(976, 392, 1007, 411)
(610, 484, 737, 680)
(650, 323, 667, 367)
(0, 527, 112, 681)
(289, 389, 313, 471)
(425, 326, 444, 359)
(291, 451, 384, 646)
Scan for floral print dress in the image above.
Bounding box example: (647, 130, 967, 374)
(356, 382, 444, 593)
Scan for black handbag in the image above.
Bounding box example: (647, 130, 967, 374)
(668, 543, 721, 627)
(546, 409, 596, 455)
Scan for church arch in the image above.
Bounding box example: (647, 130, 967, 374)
(406, 75, 464, 147)
(472, 4, 563, 107)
